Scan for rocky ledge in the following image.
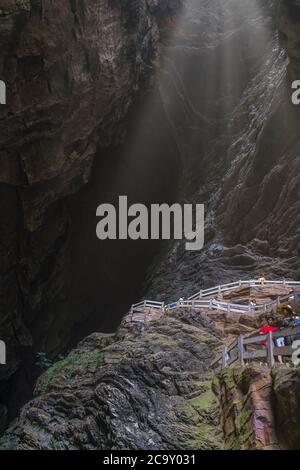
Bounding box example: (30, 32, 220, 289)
(1, 305, 300, 450)
(215, 364, 300, 450)
(0, 310, 223, 450)
(0, 0, 182, 421)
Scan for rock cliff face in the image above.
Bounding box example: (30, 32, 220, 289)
(1, 0, 300, 451)
(272, 367, 300, 449)
(146, 0, 300, 302)
(215, 365, 300, 450)
(0, 310, 223, 450)
(2, 294, 300, 450)
(0, 0, 182, 423)
(278, 0, 300, 79)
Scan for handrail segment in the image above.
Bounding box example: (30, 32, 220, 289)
(130, 279, 298, 315)
(211, 325, 300, 369)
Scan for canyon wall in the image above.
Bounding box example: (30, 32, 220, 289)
(0, 0, 300, 449)
(0, 0, 182, 426)
(0, 309, 223, 450)
(146, 0, 300, 302)
(216, 365, 300, 450)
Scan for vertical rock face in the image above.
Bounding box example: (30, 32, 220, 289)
(215, 365, 300, 450)
(278, 0, 300, 78)
(145, 0, 300, 303)
(272, 367, 300, 449)
(0, 0, 182, 422)
(0, 0, 300, 450)
(0, 310, 223, 450)
(215, 365, 281, 450)
(1, 0, 160, 225)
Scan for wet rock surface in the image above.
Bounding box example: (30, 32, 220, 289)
(0, 0, 182, 419)
(2, 286, 300, 450)
(146, 0, 300, 302)
(216, 365, 280, 450)
(0, 0, 300, 450)
(215, 365, 300, 450)
(0, 310, 223, 450)
(272, 367, 300, 449)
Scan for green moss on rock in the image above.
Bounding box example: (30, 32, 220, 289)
(36, 348, 106, 395)
(0, 0, 31, 15)
(182, 379, 223, 450)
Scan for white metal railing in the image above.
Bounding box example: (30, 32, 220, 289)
(211, 325, 300, 369)
(188, 279, 300, 301)
(130, 300, 165, 313)
(127, 279, 300, 319)
(165, 295, 291, 314)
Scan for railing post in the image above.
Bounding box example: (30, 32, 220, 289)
(238, 335, 245, 366)
(239, 280, 242, 287)
(218, 285, 222, 295)
(131, 307, 134, 321)
(222, 347, 228, 369)
(161, 302, 165, 312)
(210, 299, 213, 310)
(267, 331, 275, 368)
(199, 290, 203, 299)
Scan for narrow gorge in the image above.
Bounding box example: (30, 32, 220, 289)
(0, 0, 299, 452)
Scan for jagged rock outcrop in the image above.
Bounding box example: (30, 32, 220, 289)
(278, 0, 300, 79)
(0, 310, 223, 450)
(0, 0, 182, 421)
(215, 365, 281, 450)
(272, 367, 300, 449)
(145, 0, 300, 303)
(215, 365, 300, 450)
(1, 0, 300, 450)
(2, 301, 300, 450)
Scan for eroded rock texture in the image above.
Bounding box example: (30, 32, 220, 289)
(278, 0, 300, 79)
(216, 365, 280, 450)
(146, 0, 300, 302)
(0, 0, 182, 422)
(215, 365, 300, 450)
(272, 367, 300, 449)
(0, 310, 223, 450)
(0, 0, 300, 451)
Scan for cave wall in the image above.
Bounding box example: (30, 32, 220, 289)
(0, 0, 299, 446)
(278, 0, 300, 79)
(0, 309, 224, 450)
(146, 0, 300, 303)
(217, 0, 300, 264)
(215, 365, 300, 450)
(216, 0, 300, 275)
(0, 0, 182, 424)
